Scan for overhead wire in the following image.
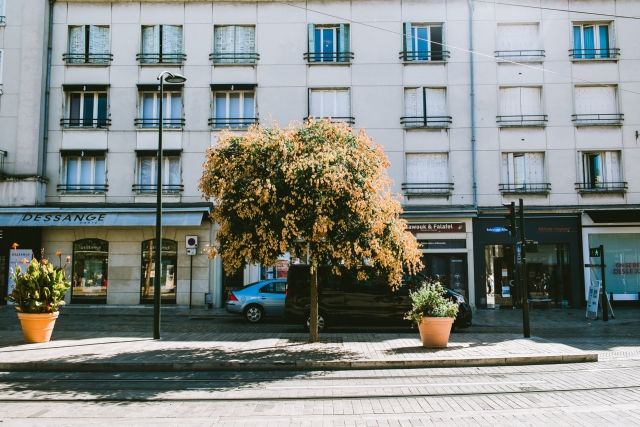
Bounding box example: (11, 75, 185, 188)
(472, 0, 640, 20)
(276, 1, 640, 96)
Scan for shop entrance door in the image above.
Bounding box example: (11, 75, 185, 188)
(484, 245, 516, 308)
(141, 239, 177, 304)
(421, 254, 469, 298)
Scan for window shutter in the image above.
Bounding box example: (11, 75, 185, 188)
(499, 87, 521, 116)
(432, 153, 449, 184)
(520, 87, 542, 116)
(88, 26, 109, 63)
(610, 22, 617, 49)
(513, 154, 525, 186)
(309, 90, 320, 117)
(0, 1, 4, 17)
(403, 22, 412, 60)
(404, 88, 420, 119)
(506, 153, 515, 184)
(501, 153, 510, 184)
(336, 90, 350, 118)
(236, 26, 255, 63)
(525, 153, 544, 184)
(214, 26, 234, 63)
(406, 154, 428, 183)
(496, 25, 509, 52)
(162, 25, 182, 63)
(308, 24, 316, 60)
(69, 26, 86, 63)
(338, 24, 350, 62)
(425, 88, 446, 117)
(604, 151, 621, 184)
(573, 26, 582, 58)
(142, 25, 159, 63)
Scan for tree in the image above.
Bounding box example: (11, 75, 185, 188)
(199, 120, 422, 342)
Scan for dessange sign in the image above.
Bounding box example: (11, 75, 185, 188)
(19, 213, 108, 226)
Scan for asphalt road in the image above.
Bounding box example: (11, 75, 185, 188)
(1, 358, 640, 426)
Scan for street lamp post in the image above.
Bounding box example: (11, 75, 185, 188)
(154, 71, 186, 340)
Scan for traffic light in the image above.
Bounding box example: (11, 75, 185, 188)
(502, 202, 517, 236)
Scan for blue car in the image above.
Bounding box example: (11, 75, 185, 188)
(225, 279, 287, 323)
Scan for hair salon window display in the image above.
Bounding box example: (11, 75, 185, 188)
(5, 244, 71, 343)
(405, 279, 459, 348)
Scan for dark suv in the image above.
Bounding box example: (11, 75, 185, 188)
(284, 264, 472, 331)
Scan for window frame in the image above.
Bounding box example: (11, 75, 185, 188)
(308, 88, 353, 124)
(495, 22, 544, 61)
(500, 152, 549, 194)
(62, 154, 107, 194)
(402, 86, 451, 128)
(139, 24, 185, 64)
(211, 24, 259, 64)
(212, 90, 256, 128)
(571, 22, 617, 59)
(402, 152, 453, 196)
(137, 90, 184, 128)
(65, 91, 109, 128)
(65, 25, 112, 64)
(576, 151, 626, 193)
(572, 85, 622, 126)
(135, 155, 182, 194)
(496, 86, 547, 127)
(402, 22, 447, 62)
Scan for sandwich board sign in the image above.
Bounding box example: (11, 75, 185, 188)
(586, 281, 601, 320)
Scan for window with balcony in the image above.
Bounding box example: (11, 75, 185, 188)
(403, 153, 452, 196)
(308, 89, 353, 124)
(500, 153, 549, 194)
(138, 25, 185, 64)
(305, 24, 352, 63)
(211, 25, 258, 64)
(136, 87, 183, 128)
(64, 25, 111, 64)
(134, 152, 182, 194)
(61, 87, 109, 128)
(401, 23, 447, 61)
(497, 87, 546, 126)
(571, 23, 618, 59)
(496, 24, 543, 61)
(0, 0, 5, 25)
(59, 151, 107, 194)
(210, 84, 257, 128)
(0, 50, 3, 92)
(402, 87, 450, 128)
(573, 86, 622, 125)
(577, 151, 626, 193)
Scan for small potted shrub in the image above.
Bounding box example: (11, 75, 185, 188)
(405, 280, 459, 348)
(5, 246, 71, 343)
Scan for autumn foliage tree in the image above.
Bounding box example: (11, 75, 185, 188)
(199, 120, 422, 342)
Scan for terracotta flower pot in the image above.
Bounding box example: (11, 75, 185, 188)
(418, 317, 454, 348)
(17, 312, 60, 343)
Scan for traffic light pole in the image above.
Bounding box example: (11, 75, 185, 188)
(600, 244, 608, 322)
(519, 198, 530, 338)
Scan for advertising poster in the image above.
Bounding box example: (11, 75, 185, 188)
(7, 249, 33, 303)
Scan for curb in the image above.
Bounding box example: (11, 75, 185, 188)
(0, 353, 598, 373)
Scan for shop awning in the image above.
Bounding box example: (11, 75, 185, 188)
(585, 209, 640, 224)
(0, 204, 211, 227)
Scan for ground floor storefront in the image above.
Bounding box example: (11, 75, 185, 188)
(472, 215, 583, 309)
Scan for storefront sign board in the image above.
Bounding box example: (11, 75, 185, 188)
(0, 212, 205, 227)
(7, 249, 33, 302)
(586, 281, 601, 319)
(408, 223, 466, 233)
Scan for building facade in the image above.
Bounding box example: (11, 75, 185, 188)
(1, 0, 639, 310)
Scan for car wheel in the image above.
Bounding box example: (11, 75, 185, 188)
(244, 305, 264, 323)
(304, 313, 326, 332)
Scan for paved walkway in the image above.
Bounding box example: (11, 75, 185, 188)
(3, 306, 637, 371)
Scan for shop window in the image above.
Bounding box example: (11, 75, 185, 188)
(588, 233, 640, 299)
(71, 239, 108, 304)
(140, 239, 177, 304)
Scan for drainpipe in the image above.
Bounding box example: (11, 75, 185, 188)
(468, 0, 477, 209)
(42, 0, 55, 177)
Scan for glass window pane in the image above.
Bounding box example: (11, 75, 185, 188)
(430, 26, 443, 60)
(143, 93, 155, 127)
(322, 91, 334, 116)
(229, 92, 240, 119)
(215, 93, 227, 119)
(322, 28, 334, 54)
(67, 158, 79, 185)
(70, 93, 82, 125)
(169, 93, 181, 122)
(314, 29, 322, 60)
(336, 91, 349, 117)
(72, 239, 109, 302)
(94, 157, 105, 185)
(310, 91, 321, 117)
(97, 93, 108, 126)
(243, 92, 255, 119)
(583, 26, 595, 58)
(140, 157, 153, 185)
(83, 94, 94, 126)
(168, 157, 180, 185)
(416, 27, 429, 59)
(599, 25, 609, 58)
(80, 157, 92, 184)
(513, 155, 525, 186)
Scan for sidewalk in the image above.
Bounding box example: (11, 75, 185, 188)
(0, 306, 637, 372)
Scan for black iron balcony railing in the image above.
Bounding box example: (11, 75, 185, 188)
(63, 53, 113, 64)
(134, 118, 185, 128)
(572, 113, 623, 126)
(399, 50, 451, 61)
(132, 184, 184, 194)
(61, 118, 111, 129)
(575, 181, 627, 193)
(304, 116, 355, 125)
(569, 48, 620, 59)
(494, 50, 545, 60)
(401, 116, 452, 128)
(0, 16, 5, 25)
(303, 51, 354, 63)
(57, 184, 108, 194)
(402, 182, 454, 196)
(0, 149, 7, 177)
(136, 53, 187, 64)
(499, 183, 551, 194)
(497, 115, 548, 127)
(210, 52, 260, 64)
(209, 117, 258, 128)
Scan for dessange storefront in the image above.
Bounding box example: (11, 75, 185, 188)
(0, 204, 214, 306)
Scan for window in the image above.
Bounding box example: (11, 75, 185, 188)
(139, 25, 184, 64)
(0, 1, 6, 24)
(212, 90, 256, 128)
(573, 86, 622, 125)
(0, 50, 3, 91)
(498, 87, 546, 126)
(306, 24, 352, 63)
(63, 92, 108, 128)
(309, 89, 352, 123)
(135, 154, 181, 194)
(137, 91, 183, 128)
(403, 153, 452, 195)
(402, 23, 446, 61)
(402, 87, 450, 127)
(65, 25, 111, 64)
(61, 153, 106, 193)
(578, 151, 625, 192)
(141, 239, 177, 304)
(500, 153, 548, 193)
(259, 282, 286, 294)
(572, 23, 617, 59)
(496, 24, 543, 60)
(71, 239, 108, 304)
(212, 25, 258, 63)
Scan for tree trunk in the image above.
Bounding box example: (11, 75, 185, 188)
(309, 266, 319, 343)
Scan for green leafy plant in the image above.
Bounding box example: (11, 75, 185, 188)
(404, 281, 459, 324)
(5, 253, 71, 314)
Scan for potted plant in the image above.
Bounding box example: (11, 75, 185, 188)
(405, 280, 459, 348)
(5, 246, 71, 343)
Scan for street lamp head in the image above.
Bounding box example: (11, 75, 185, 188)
(158, 71, 187, 84)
